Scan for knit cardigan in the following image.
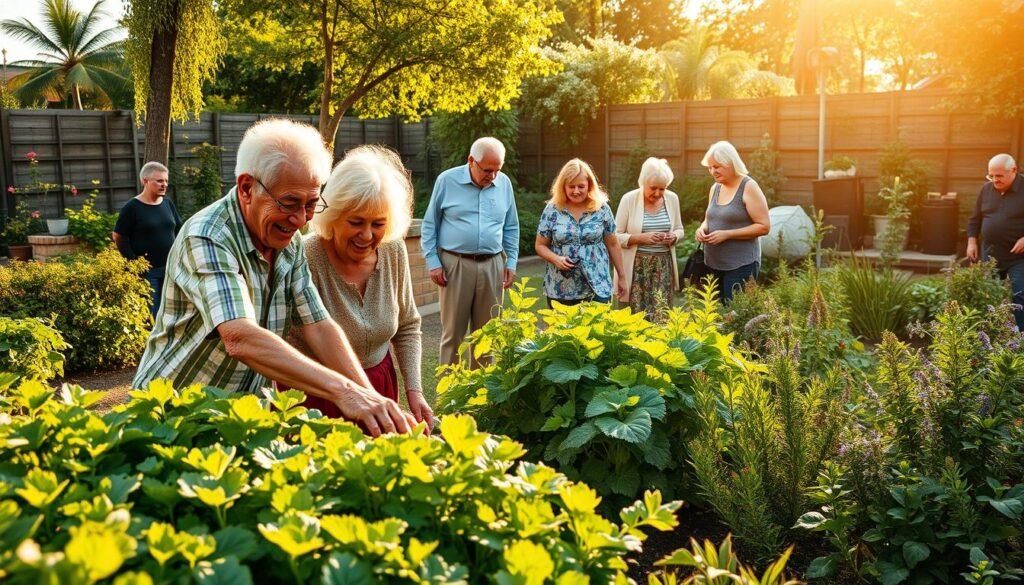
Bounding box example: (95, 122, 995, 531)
(614, 188, 686, 294)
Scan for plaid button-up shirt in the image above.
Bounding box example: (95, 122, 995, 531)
(132, 188, 328, 393)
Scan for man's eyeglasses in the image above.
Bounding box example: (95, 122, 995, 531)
(986, 174, 1010, 182)
(253, 177, 327, 215)
(472, 159, 500, 177)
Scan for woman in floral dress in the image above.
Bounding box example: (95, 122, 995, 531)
(535, 159, 627, 307)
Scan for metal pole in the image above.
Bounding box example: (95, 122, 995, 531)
(817, 64, 826, 180)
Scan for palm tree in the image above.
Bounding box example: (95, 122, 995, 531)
(659, 27, 792, 101)
(2, 0, 125, 109)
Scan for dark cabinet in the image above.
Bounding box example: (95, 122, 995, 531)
(813, 177, 864, 250)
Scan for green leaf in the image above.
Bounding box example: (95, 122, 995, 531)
(193, 556, 254, 585)
(642, 428, 671, 470)
(902, 540, 930, 569)
(805, 556, 836, 578)
(585, 388, 631, 418)
(64, 521, 137, 582)
(631, 386, 666, 421)
(101, 473, 142, 505)
(594, 409, 652, 444)
(559, 422, 598, 451)
(177, 469, 250, 508)
(439, 414, 488, 456)
(543, 359, 599, 384)
(502, 540, 554, 585)
(16, 469, 69, 509)
(259, 513, 324, 558)
(321, 552, 375, 585)
(213, 526, 261, 561)
(146, 522, 180, 566)
(607, 364, 638, 387)
(988, 498, 1024, 520)
(182, 445, 237, 479)
(794, 512, 827, 530)
(271, 485, 315, 514)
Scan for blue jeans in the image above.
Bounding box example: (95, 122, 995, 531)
(716, 261, 760, 304)
(1000, 262, 1024, 331)
(145, 270, 164, 319)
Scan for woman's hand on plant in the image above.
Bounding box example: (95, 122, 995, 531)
(406, 390, 434, 433)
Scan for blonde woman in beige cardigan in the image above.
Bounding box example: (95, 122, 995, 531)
(288, 145, 433, 432)
(614, 157, 686, 320)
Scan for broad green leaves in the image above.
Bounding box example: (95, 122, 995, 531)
(439, 281, 747, 503)
(0, 380, 677, 583)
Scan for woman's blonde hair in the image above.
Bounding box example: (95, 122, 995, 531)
(701, 141, 749, 175)
(549, 158, 607, 212)
(309, 145, 413, 243)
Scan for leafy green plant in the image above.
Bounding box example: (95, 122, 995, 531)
(0, 377, 681, 583)
(611, 142, 652, 203)
(177, 143, 225, 217)
(748, 133, 786, 206)
(795, 462, 865, 581)
(877, 177, 912, 269)
(946, 259, 1010, 316)
(688, 322, 847, 559)
(649, 535, 798, 585)
(0, 248, 151, 371)
(875, 136, 931, 220)
(1, 202, 45, 246)
(428, 105, 520, 181)
(66, 189, 118, 251)
(0, 316, 69, 382)
(802, 301, 1024, 583)
(834, 260, 912, 340)
(824, 155, 856, 173)
(437, 279, 753, 505)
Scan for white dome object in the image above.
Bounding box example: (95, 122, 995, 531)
(761, 205, 815, 259)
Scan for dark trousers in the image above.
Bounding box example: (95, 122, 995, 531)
(999, 262, 1024, 331)
(715, 261, 760, 304)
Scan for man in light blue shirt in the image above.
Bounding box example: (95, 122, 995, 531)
(421, 137, 519, 366)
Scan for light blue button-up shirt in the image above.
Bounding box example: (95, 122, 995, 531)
(420, 164, 519, 271)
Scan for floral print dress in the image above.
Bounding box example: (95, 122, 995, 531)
(538, 202, 616, 301)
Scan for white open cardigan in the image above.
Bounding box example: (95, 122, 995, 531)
(613, 188, 687, 295)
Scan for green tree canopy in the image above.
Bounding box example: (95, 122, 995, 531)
(519, 35, 665, 147)
(1, 0, 126, 109)
(220, 0, 561, 154)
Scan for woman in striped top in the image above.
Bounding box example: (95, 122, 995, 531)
(614, 158, 686, 321)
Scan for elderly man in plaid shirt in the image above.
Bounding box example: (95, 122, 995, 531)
(133, 119, 415, 436)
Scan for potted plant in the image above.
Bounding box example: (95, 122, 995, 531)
(876, 176, 912, 268)
(1, 202, 45, 260)
(823, 154, 857, 178)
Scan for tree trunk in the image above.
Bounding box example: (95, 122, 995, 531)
(143, 0, 181, 166)
(72, 85, 83, 110)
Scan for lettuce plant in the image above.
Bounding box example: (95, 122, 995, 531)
(437, 280, 754, 504)
(0, 378, 681, 584)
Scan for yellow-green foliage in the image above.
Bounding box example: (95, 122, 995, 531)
(0, 249, 151, 372)
(0, 316, 69, 382)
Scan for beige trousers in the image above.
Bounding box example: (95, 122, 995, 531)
(438, 250, 503, 367)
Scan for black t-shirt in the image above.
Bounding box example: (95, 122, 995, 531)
(967, 174, 1024, 267)
(113, 197, 183, 269)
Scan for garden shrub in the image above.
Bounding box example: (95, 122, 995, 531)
(0, 316, 69, 382)
(650, 535, 798, 585)
(176, 143, 225, 217)
(747, 133, 786, 207)
(428, 106, 520, 181)
(610, 142, 652, 203)
(436, 280, 754, 506)
(0, 379, 681, 583)
(66, 194, 118, 252)
(908, 261, 1009, 325)
(799, 302, 1024, 582)
(0, 248, 151, 372)
(688, 321, 848, 560)
(833, 260, 913, 340)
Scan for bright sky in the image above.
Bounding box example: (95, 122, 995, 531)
(0, 0, 125, 65)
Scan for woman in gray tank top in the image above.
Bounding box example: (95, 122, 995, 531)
(695, 141, 771, 303)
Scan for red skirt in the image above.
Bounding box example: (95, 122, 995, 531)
(284, 352, 399, 419)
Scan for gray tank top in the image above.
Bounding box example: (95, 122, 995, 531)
(704, 177, 760, 271)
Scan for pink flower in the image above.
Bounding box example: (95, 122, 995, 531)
(25, 151, 37, 160)
(6, 185, 13, 193)
(71, 186, 78, 195)
(31, 210, 41, 219)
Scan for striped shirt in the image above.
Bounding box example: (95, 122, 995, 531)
(132, 188, 329, 393)
(637, 205, 672, 254)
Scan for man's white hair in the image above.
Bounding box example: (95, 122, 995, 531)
(469, 137, 506, 163)
(989, 153, 1017, 171)
(235, 119, 332, 186)
(139, 161, 168, 182)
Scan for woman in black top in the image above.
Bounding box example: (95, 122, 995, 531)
(113, 161, 183, 318)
